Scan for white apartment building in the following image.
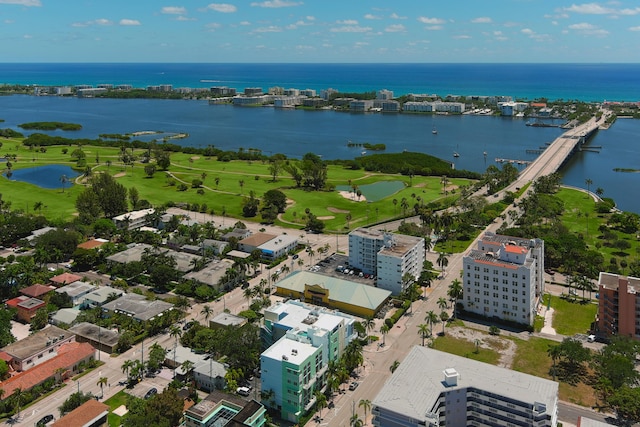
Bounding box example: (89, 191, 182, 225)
(372, 346, 558, 427)
(349, 228, 425, 295)
(112, 208, 155, 230)
(377, 89, 394, 100)
(462, 232, 544, 326)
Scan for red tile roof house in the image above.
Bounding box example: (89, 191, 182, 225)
(77, 238, 108, 251)
(20, 284, 56, 299)
(53, 399, 109, 427)
(0, 342, 95, 399)
(49, 272, 83, 287)
(6, 296, 46, 323)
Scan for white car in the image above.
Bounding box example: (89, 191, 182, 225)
(237, 386, 250, 396)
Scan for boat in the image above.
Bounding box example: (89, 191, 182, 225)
(453, 152, 460, 158)
(432, 126, 438, 135)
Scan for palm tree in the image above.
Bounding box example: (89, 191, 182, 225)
(59, 174, 68, 193)
(595, 187, 604, 198)
(315, 390, 327, 419)
(547, 344, 561, 381)
(425, 310, 439, 336)
(447, 279, 463, 319)
(238, 179, 245, 194)
(350, 414, 363, 427)
(97, 376, 107, 398)
(362, 317, 375, 344)
(200, 305, 213, 326)
(121, 359, 134, 380)
(12, 387, 23, 419)
(181, 359, 194, 384)
(389, 360, 400, 373)
(439, 311, 449, 335)
(392, 198, 398, 214)
(243, 287, 253, 307)
(379, 324, 390, 346)
(169, 325, 182, 377)
(585, 178, 593, 197)
(359, 399, 371, 424)
(436, 252, 448, 274)
(417, 323, 430, 346)
(437, 297, 448, 311)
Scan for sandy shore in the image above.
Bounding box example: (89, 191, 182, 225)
(338, 190, 367, 202)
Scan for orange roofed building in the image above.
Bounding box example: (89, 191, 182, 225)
(0, 342, 95, 399)
(53, 399, 109, 427)
(49, 272, 83, 287)
(462, 232, 545, 326)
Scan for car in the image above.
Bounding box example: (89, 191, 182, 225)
(183, 320, 197, 331)
(587, 334, 596, 343)
(36, 414, 54, 426)
(292, 254, 299, 259)
(349, 382, 359, 391)
(237, 386, 250, 396)
(144, 387, 158, 399)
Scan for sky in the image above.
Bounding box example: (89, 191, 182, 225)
(1, 0, 639, 63)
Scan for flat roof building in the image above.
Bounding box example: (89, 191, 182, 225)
(372, 346, 558, 427)
(1, 325, 75, 372)
(598, 272, 640, 340)
(184, 391, 266, 427)
(184, 259, 235, 291)
(102, 293, 174, 322)
(69, 322, 121, 354)
(273, 270, 392, 318)
(462, 232, 544, 326)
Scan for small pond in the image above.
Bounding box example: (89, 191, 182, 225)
(336, 180, 405, 202)
(3, 165, 80, 189)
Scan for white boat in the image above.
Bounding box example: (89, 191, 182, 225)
(453, 152, 460, 158)
(432, 126, 438, 135)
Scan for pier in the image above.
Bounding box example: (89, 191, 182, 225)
(495, 158, 532, 165)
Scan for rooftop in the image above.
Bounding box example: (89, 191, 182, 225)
(239, 232, 276, 248)
(210, 312, 247, 327)
(55, 281, 98, 299)
(69, 322, 120, 346)
(275, 271, 391, 311)
(262, 335, 318, 365)
(184, 259, 234, 286)
(258, 234, 298, 252)
(599, 272, 640, 293)
(0, 342, 95, 399)
(17, 297, 46, 310)
(77, 238, 109, 250)
(2, 325, 74, 360)
(106, 243, 158, 264)
(102, 293, 174, 322)
(50, 272, 83, 286)
(373, 346, 558, 422)
(186, 390, 246, 420)
(377, 234, 423, 257)
(52, 399, 109, 427)
(112, 208, 155, 222)
(83, 286, 124, 305)
(20, 284, 56, 298)
(266, 299, 349, 333)
(350, 227, 384, 239)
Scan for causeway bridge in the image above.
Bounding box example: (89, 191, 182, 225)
(515, 114, 604, 186)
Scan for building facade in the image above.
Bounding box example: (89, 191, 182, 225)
(372, 346, 558, 427)
(462, 232, 544, 326)
(349, 228, 425, 295)
(597, 272, 640, 340)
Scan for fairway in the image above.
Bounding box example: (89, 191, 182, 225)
(0, 139, 474, 229)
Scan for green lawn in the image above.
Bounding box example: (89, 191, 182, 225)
(103, 390, 129, 427)
(548, 294, 598, 336)
(432, 335, 501, 365)
(1, 140, 475, 228)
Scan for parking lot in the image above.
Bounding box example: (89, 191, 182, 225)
(306, 253, 378, 287)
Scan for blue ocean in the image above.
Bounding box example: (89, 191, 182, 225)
(1, 63, 639, 102)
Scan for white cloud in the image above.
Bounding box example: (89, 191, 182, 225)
(120, 19, 141, 26)
(521, 28, 534, 35)
(568, 22, 596, 30)
(205, 22, 221, 30)
(390, 13, 407, 20)
(330, 25, 372, 33)
(240, 21, 251, 25)
(630, 26, 640, 31)
(250, 0, 302, 7)
(425, 25, 443, 31)
(4, 19, 14, 24)
(253, 25, 282, 32)
(23, 34, 33, 38)
(521, 28, 552, 41)
(418, 16, 445, 25)
(71, 18, 113, 27)
(176, 16, 196, 21)
(286, 20, 312, 30)
(385, 24, 405, 32)
(354, 42, 369, 47)
(564, 3, 640, 15)
(337, 19, 358, 25)
(0, 0, 41, 6)
(306, 16, 315, 21)
(452, 35, 471, 39)
(544, 12, 569, 19)
(364, 13, 381, 20)
(471, 17, 492, 23)
(568, 22, 609, 35)
(161, 6, 187, 15)
(206, 3, 237, 13)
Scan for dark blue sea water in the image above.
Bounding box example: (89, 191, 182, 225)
(1, 63, 639, 102)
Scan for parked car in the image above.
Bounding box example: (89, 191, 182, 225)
(144, 387, 158, 399)
(36, 414, 54, 426)
(349, 382, 359, 391)
(237, 386, 250, 396)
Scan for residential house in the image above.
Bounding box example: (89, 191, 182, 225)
(1, 325, 75, 371)
(52, 399, 109, 427)
(102, 293, 174, 322)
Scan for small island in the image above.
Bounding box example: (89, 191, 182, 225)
(18, 121, 82, 131)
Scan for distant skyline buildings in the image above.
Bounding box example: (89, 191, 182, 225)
(1, 1, 639, 63)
